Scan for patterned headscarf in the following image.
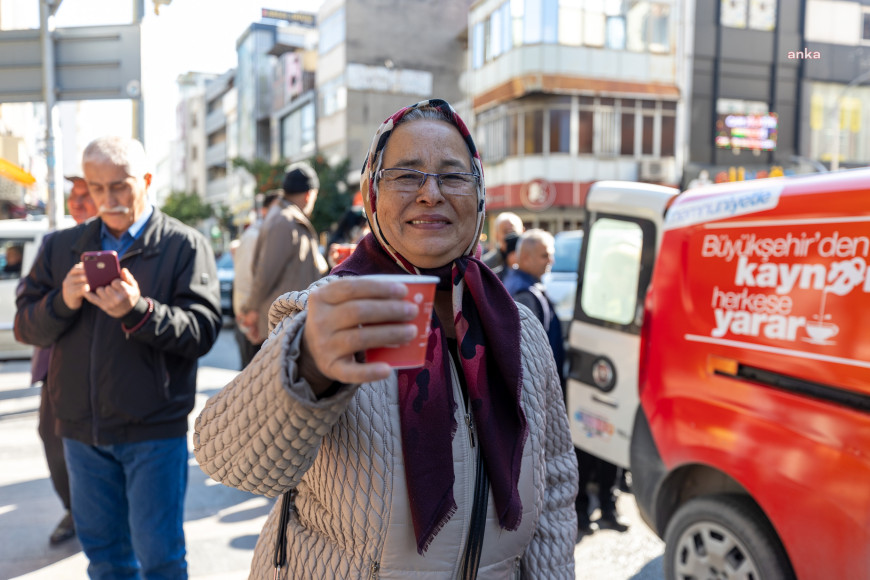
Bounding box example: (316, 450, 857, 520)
(332, 99, 527, 554)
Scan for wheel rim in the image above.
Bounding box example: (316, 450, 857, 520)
(673, 521, 761, 580)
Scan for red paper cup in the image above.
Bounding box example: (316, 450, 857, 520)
(332, 243, 356, 265)
(363, 274, 439, 369)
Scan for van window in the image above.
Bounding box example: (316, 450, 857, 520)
(580, 218, 642, 325)
(0, 239, 27, 280)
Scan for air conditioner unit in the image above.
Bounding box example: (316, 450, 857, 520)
(639, 158, 675, 183)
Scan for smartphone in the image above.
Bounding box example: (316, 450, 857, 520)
(82, 250, 121, 289)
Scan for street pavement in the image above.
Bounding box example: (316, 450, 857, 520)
(0, 322, 664, 580)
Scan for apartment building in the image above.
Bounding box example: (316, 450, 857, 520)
(468, 0, 682, 232)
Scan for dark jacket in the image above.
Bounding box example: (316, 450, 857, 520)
(15, 209, 222, 445)
(503, 269, 565, 382)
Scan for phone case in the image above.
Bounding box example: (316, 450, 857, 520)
(82, 250, 121, 289)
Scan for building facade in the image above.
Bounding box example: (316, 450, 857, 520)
(468, 0, 682, 233)
(315, 0, 472, 174)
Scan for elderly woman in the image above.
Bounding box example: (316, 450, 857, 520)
(194, 99, 578, 579)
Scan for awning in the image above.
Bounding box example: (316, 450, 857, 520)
(0, 157, 36, 186)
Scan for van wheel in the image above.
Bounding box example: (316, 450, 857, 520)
(663, 494, 795, 580)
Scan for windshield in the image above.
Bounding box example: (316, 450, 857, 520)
(551, 232, 583, 273)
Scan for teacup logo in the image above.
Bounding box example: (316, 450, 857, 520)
(414, 293, 423, 304)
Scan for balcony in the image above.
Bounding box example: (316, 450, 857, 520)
(205, 142, 228, 169)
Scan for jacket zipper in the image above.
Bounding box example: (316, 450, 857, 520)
(465, 412, 476, 448)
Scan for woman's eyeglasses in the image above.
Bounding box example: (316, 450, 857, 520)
(377, 168, 479, 196)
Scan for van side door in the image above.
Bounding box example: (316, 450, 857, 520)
(566, 213, 658, 469)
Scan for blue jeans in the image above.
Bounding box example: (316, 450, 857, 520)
(64, 437, 189, 580)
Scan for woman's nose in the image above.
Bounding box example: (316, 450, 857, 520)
(416, 174, 443, 203)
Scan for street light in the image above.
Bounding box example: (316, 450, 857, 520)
(829, 69, 870, 172)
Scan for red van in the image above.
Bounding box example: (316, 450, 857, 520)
(567, 169, 870, 579)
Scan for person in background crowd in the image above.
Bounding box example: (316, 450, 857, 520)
(232, 190, 281, 368)
(237, 163, 328, 345)
(503, 229, 564, 382)
(325, 203, 369, 268)
(15, 136, 221, 579)
(492, 231, 520, 282)
(482, 211, 524, 270)
(66, 175, 98, 225)
(194, 99, 578, 578)
(3, 244, 23, 275)
(26, 175, 99, 546)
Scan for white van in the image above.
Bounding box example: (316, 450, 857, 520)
(0, 217, 77, 360)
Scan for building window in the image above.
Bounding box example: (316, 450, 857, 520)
(620, 100, 636, 156)
(319, 76, 346, 117)
(473, 21, 485, 69)
(660, 101, 676, 155)
(550, 109, 571, 153)
(808, 82, 870, 164)
(722, 0, 776, 30)
(585, 0, 606, 46)
(559, 0, 583, 45)
(282, 101, 316, 159)
(524, 109, 544, 154)
(863, 8, 870, 43)
(578, 97, 595, 153)
(509, 111, 520, 156)
(319, 7, 345, 54)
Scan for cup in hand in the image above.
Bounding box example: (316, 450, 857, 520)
(363, 274, 439, 369)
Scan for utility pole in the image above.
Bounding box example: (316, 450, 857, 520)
(41, 0, 63, 230)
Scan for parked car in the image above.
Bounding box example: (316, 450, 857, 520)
(541, 229, 583, 337)
(0, 216, 76, 360)
(216, 251, 234, 317)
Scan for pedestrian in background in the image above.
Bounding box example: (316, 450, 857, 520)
(237, 162, 327, 345)
(503, 229, 564, 382)
(26, 175, 98, 546)
(15, 136, 221, 579)
(482, 211, 523, 270)
(194, 98, 577, 579)
(232, 189, 280, 368)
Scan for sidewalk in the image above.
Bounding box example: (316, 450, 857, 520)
(0, 328, 269, 579)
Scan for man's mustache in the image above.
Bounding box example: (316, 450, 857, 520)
(99, 206, 130, 215)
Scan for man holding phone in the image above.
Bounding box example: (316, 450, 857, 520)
(15, 136, 221, 579)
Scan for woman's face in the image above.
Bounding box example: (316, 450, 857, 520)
(376, 119, 479, 269)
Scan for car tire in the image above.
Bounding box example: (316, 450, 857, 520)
(663, 493, 795, 580)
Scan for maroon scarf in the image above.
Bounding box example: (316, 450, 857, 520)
(333, 235, 526, 554)
(333, 99, 527, 554)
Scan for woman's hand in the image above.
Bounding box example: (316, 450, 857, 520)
(301, 278, 419, 388)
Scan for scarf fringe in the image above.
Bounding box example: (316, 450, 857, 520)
(418, 500, 458, 555)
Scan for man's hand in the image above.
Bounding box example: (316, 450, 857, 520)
(61, 263, 90, 311)
(302, 278, 418, 388)
(238, 310, 259, 343)
(82, 268, 141, 318)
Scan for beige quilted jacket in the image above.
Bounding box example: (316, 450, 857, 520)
(194, 277, 578, 579)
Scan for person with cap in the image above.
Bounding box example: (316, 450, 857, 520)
(25, 175, 98, 545)
(237, 162, 328, 345)
(65, 175, 98, 225)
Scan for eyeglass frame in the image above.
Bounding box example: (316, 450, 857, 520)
(376, 167, 480, 196)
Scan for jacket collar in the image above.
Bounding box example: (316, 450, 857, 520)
(71, 208, 166, 261)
